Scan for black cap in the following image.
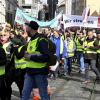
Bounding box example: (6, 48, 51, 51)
(25, 21, 39, 30)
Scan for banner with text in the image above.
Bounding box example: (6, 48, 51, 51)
(63, 14, 100, 28)
(15, 8, 60, 28)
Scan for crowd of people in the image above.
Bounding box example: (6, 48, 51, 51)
(0, 21, 100, 100)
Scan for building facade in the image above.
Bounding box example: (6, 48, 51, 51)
(0, 0, 18, 25)
(72, 0, 100, 16)
(47, 0, 58, 20)
(65, 0, 72, 15)
(57, 0, 65, 14)
(18, 0, 32, 16)
(5, 0, 18, 25)
(0, 0, 6, 24)
(72, 0, 85, 15)
(18, 0, 43, 18)
(57, 0, 72, 15)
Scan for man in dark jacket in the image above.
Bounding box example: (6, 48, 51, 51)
(83, 29, 100, 83)
(93, 31, 100, 78)
(21, 21, 50, 100)
(0, 43, 7, 100)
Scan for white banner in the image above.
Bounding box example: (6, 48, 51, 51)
(63, 14, 100, 28)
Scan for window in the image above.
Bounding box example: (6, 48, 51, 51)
(22, 0, 25, 4)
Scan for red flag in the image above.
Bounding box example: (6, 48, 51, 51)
(97, 17, 100, 27)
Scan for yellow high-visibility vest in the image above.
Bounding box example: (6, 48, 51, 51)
(26, 37, 47, 69)
(74, 37, 84, 52)
(60, 36, 64, 54)
(97, 41, 100, 54)
(65, 39, 74, 57)
(84, 39, 96, 54)
(15, 46, 26, 69)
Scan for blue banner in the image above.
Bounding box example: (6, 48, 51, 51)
(15, 8, 59, 28)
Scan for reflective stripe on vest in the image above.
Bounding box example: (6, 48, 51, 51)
(3, 42, 11, 54)
(60, 36, 64, 54)
(15, 46, 26, 69)
(0, 65, 5, 76)
(65, 39, 74, 57)
(97, 41, 100, 53)
(15, 58, 26, 69)
(84, 40, 96, 54)
(75, 37, 83, 52)
(26, 37, 47, 68)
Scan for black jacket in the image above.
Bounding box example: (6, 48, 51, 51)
(0, 46, 6, 66)
(84, 36, 97, 60)
(15, 33, 50, 75)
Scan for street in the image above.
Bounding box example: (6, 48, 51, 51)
(11, 65, 100, 100)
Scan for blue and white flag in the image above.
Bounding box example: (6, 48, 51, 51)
(15, 8, 61, 28)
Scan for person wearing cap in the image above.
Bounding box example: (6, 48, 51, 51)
(21, 21, 50, 100)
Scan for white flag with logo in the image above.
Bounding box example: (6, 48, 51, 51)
(82, 7, 90, 23)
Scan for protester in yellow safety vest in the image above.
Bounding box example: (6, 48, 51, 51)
(63, 29, 76, 76)
(15, 46, 27, 69)
(21, 21, 51, 100)
(82, 29, 100, 84)
(0, 38, 7, 100)
(0, 27, 25, 99)
(92, 30, 100, 81)
(74, 29, 85, 74)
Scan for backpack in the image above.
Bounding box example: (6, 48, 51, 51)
(37, 35, 57, 66)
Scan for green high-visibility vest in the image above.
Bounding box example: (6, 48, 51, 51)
(0, 46, 5, 76)
(74, 37, 84, 52)
(0, 65, 5, 76)
(84, 39, 96, 54)
(15, 46, 26, 69)
(97, 41, 100, 54)
(26, 37, 47, 69)
(65, 39, 74, 57)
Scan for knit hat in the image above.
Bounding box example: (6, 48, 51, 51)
(25, 21, 39, 30)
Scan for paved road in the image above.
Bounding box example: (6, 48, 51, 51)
(11, 65, 100, 100)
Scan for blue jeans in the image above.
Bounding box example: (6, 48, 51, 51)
(77, 53, 85, 71)
(64, 57, 73, 74)
(21, 74, 49, 100)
